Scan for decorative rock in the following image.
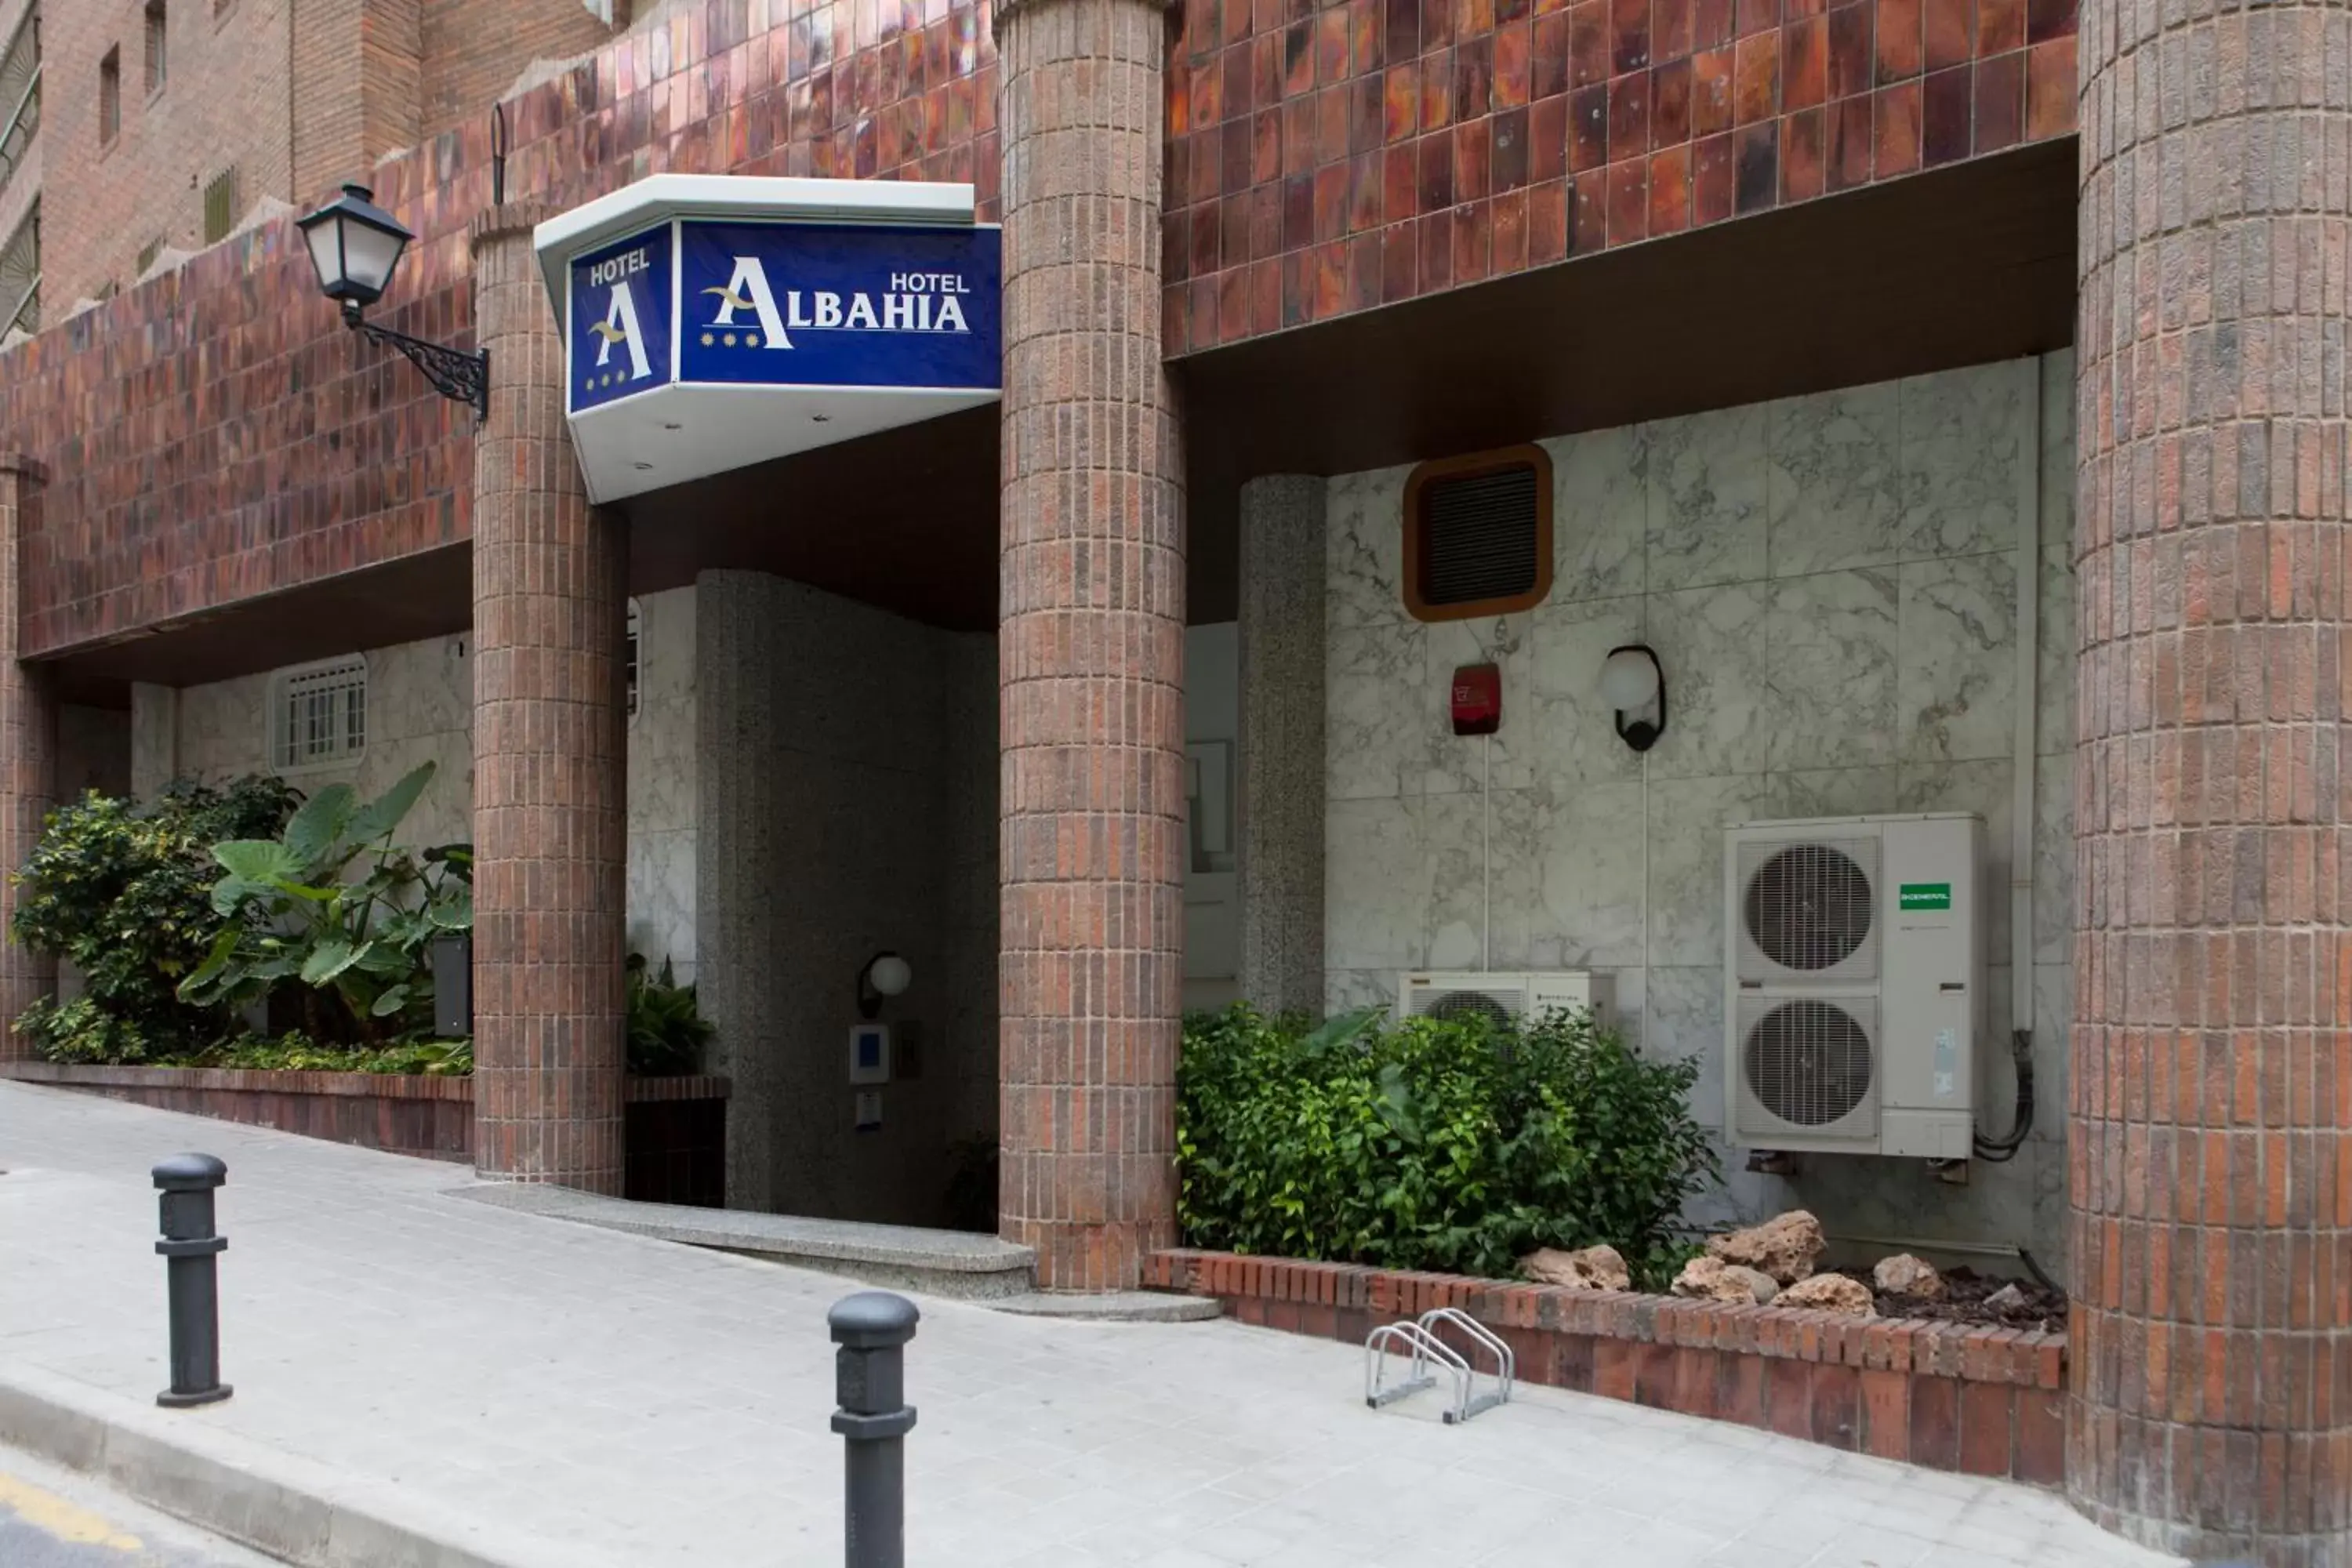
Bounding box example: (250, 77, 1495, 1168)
(1984, 1283, 2029, 1312)
(1671, 1254, 1780, 1305)
(1522, 1244, 1631, 1292)
(1704, 1210, 1826, 1285)
(1872, 1253, 1944, 1298)
(1777, 1272, 1875, 1317)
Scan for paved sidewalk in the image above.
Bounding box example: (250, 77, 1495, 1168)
(0, 1084, 2176, 1568)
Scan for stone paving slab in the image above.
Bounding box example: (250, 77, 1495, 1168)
(0, 1084, 2182, 1568)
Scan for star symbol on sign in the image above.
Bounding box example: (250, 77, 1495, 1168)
(701, 332, 714, 346)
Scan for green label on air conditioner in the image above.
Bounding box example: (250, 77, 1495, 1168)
(1899, 883, 1952, 912)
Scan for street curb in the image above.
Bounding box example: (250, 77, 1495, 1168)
(0, 1363, 619, 1568)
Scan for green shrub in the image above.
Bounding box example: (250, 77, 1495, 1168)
(1177, 1004, 1717, 1286)
(626, 953, 711, 1075)
(11, 776, 303, 1062)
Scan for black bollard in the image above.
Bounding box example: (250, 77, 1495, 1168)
(828, 1290, 918, 1568)
(151, 1153, 231, 1408)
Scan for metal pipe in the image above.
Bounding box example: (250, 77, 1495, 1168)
(829, 1290, 918, 1568)
(152, 1153, 232, 1409)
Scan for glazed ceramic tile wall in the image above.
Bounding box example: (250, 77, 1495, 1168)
(1320, 348, 2078, 1276)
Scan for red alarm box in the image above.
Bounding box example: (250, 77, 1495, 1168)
(1450, 662, 1501, 735)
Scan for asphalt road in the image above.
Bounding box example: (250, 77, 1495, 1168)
(0, 1443, 286, 1566)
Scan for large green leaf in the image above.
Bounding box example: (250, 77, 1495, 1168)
(343, 762, 435, 849)
(213, 840, 293, 882)
(282, 784, 357, 869)
(182, 926, 240, 991)
(299, 938, 363, 985)
(427, 890, 473, 930)
(369, 984, 412, 1018)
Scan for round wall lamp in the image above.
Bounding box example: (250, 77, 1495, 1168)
(858, 952, 913, 1019)
(1599, 644, 1667, 752)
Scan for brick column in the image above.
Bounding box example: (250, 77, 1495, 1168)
(1237, 475, 1327, 1018)
(995, 0, 1185, 1290)
(2073, 2, 2352, 1559)
(0, 456, 53, 1062)
(468, 205, 628, 1192)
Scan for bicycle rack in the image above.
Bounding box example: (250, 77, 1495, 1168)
(1361, 1308, 1514, 1424)
(1418, 1308, 1512, 1422)
(1364, 1320, 1466, 1414)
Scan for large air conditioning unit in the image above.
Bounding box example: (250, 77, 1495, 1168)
(1396, 971, 1616, 1029)
(1724, 815, 1983, 1158)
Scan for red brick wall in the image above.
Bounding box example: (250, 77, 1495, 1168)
(0, 0, 1000, 659)
(1160, 0, 2079, 349)
(1150, 1248, 2068, 1486)
(41, 0, 299, 307)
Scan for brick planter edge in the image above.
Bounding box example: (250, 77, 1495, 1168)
(1146, 1248, 2064, 1487)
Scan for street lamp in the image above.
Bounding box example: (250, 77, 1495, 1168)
(296, 183, 488, 421)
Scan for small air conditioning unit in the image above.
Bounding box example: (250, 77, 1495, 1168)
(1395, 971, 1616, 1029)
(1724, 815, 1983, 1159)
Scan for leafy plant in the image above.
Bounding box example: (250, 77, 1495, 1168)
(175, 1032, 474, 1076)
(178, 762, 472, 1044)
(626, 953, 711, 1076)
(10, 775, 303, 1062)
(1177, 1004, 1717, 1285)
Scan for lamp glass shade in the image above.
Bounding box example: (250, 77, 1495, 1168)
(296, 183, 414, 307)
(867, 954, 913, 997)
(1599, 648, 1660, 710)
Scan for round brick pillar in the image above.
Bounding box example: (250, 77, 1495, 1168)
(2073, 2, 2352, 1559)
(467, 205, 628, 1193)
(0, 455, 53, 1062)
(993, 0, 1185, 1290)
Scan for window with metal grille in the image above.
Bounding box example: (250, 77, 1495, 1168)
(270, 656, 367, 771)
(0, 201, 35, 337)
(201, 165, 237, 244)
(1401, 445, 1554, 621)
(0, 8, 40, 199)
(626, 597, 642, 722)
(97, 45, 118, 144)
(142, 2, 165, 94)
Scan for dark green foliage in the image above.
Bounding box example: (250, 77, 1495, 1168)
(1177, 1004, 1718, 1286)
(10, 776, 303, 1062)
(626, 953, 712, 1076)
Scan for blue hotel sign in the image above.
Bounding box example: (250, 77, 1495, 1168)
(568, 219, 1002, 413)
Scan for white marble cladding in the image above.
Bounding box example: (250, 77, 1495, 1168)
(629, 587, 699, 982)
(172, 635, 477, 850)
(1321, 351, 2078, 1279)
(143, 590, 703, 981)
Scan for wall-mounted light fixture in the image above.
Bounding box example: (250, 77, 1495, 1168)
(857, 952, 913, 1020)
(1599, 643, 1666, 752)
(296, 183, 489, 422)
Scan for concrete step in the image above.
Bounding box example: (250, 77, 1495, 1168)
(451, 1184, 1038, 1300)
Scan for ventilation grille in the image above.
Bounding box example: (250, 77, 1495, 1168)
(1408, 985, 1526, 1025)
(1736, 835, 1880, 984)
(273, 657, 366, 771)
(1418, 466, 1541, 607)
(202, 165, 238, 245)
(1735, 994, 1878, 1142)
